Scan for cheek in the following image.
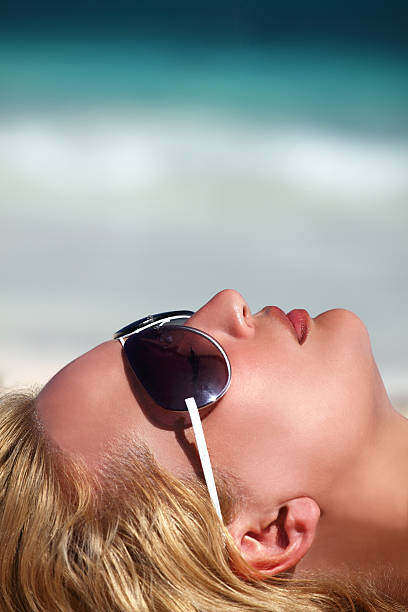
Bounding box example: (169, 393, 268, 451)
(203, 380, 273, 469)
(204, 310, 379, 497)
(202, 354, 308, 500)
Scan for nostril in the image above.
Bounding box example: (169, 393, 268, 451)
(241, 303, 255, 333)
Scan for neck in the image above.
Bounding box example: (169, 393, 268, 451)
(300, 399, 408, 579)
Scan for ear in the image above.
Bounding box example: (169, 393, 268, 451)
(228, 497, 320, 576)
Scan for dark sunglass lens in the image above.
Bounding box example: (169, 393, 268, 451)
(124, 327, 229, 411)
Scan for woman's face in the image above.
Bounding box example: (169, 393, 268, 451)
(37, 289, 387, 512)
(181, 290, 385, 508)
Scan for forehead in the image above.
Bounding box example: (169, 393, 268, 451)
(35, 340, 199, 473)
(36, 341, 131, 459)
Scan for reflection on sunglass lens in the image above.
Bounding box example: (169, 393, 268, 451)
(160, 317, 191, 328)
(124, 326, 229, 411)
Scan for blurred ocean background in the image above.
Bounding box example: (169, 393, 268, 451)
(1, 2, 407, 409)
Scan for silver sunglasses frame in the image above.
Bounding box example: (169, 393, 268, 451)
(114, 311, 230, 520)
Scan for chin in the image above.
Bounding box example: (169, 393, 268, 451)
(315, 307, 367, 329)
(314, 308, 373, 357)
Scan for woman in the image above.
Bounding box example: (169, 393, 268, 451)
(1, 289, 407, 611)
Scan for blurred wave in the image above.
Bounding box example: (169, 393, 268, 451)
(1, 111, 407, 213)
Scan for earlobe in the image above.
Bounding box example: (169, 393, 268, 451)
(229, 497, 321, 576)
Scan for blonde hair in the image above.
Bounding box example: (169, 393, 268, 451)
(0, 389, 404, 612)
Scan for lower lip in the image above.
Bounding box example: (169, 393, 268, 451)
(286, 309, 311, 345)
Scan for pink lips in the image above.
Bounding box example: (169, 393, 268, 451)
(286, 309, 311, 345)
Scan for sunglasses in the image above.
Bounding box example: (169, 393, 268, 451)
(114, 311, 231, 520)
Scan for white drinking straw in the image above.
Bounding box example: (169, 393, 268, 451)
(185, 397, 223, 521)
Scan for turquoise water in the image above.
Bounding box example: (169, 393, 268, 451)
(1, 39, 407, 138)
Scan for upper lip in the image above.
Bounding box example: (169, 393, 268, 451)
(264, 306, 310, 344)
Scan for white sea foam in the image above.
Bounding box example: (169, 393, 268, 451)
(1, 110, 407, 214)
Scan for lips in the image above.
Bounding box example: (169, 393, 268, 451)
(286, 309, 311, 345)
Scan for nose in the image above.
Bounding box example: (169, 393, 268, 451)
(187, 289, 254, 339)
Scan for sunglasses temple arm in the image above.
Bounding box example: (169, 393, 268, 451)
(185, 397, 223, 522)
